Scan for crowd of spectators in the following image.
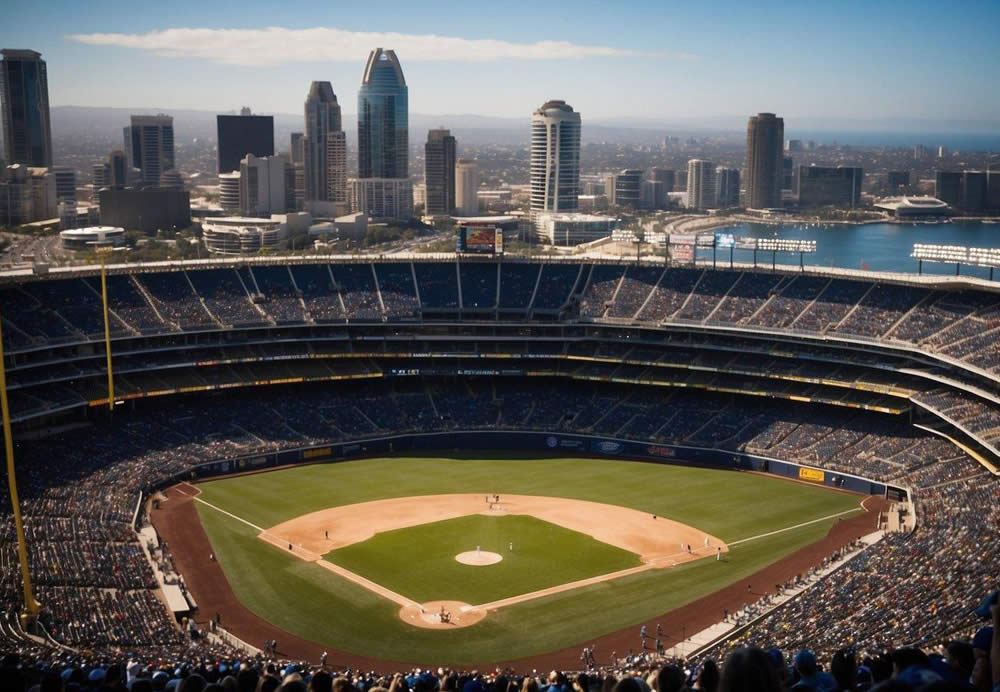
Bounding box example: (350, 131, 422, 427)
(186, 270, 266, 328)
(0, 376, 996, 677)
(249, 267, 307, 325)
(580, 266, 626, 318)
(2, 590, 998, 692)
(8, 264, 1000, 382)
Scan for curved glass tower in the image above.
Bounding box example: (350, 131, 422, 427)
(530, 100, 581, 215)
(358, 48, 408, 179)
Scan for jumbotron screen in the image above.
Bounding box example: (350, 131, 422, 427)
(457, 226, 503, 254)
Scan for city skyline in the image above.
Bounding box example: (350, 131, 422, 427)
(3, 0, 999, 124)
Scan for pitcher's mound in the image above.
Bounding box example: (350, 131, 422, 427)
(399, 600, 486, 629)
(456, 550, 502, 565)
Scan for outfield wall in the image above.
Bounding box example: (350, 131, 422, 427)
(180, 430, 893, 497)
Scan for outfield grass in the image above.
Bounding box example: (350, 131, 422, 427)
(327, 514, 642, 604)
(195, 455, 862, 663)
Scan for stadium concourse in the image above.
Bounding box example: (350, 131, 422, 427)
(0, 257, 998, 681)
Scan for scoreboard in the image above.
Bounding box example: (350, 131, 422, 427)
(457, 225, 504, 254)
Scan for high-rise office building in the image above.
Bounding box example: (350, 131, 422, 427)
(289, 133, 305, 211)
(303, 81, 345, 205)
(745, 113, 784, 209)
(92, 162, 110, 191)
(358, 49, 408, 179)
(356, 48, 411, 219)
(715, 167, 740, 207)
(649, 168, 675, 192)
(217, 110, 274, 174)
(50, 165, 76, 205)
(935, 171, 963, 208)
(325, 130, 347, 205)
(960, 171, 987, 212)
(239, 154, 291, 216)
(0, 49, 52, 168)
(611, 169, 642, 208)
(686, 159, 716, 210)
(530, 100, 581, 215)
(782, 157, 795, 192)
(124, 115, 175, 186)
(798, 166, 864, 208)
(455, 159, 479, 216)
(108, 150, 127, 188)
(424, 129, 456, 216)
(640, 180, 665, 210)
(290, 133, 305, 164)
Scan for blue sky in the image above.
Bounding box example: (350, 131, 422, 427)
(3, 0, 999, 123)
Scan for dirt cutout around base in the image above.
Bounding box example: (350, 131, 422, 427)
(255, 493, 727, 626)
(399, 600, 487, 630)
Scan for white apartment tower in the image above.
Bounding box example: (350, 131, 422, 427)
(687, 159, 716, 210)
(239, 154, 291, 216)
(530, 100, 581, 215)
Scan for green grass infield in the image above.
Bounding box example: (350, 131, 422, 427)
(326, 514, 642, 604)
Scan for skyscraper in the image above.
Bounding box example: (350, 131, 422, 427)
(0, 49, 52, 167)
(239, 154, 292, 216)
(108, 150, 128, 187)
(455, 159, 479, 216)
(798, 166, 864, 208)
(935, 171, 962, 208)
(124, 115, 175, 186)
(745, 113, 784, 209)
(715, 167, 740, 207)
(686, 160, 716, 210)
(355, 48, 412, 219)
(611, 169, 642, 208)
(424, 129, 456, 216)
(530, 100, 581, 215)
(217, 109, 274, 174)
(649, 168, 675, 192)
(303, 81, 345, 205)
(358, 48, 408, 179)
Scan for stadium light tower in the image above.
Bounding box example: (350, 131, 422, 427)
(0, 314, 42, 628)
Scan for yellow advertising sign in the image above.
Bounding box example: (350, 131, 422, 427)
(798, 467, 825, 483)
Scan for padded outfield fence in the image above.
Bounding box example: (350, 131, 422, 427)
(176, 430, 895, 498)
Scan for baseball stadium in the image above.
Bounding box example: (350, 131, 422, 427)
(0, 256, 998, 681)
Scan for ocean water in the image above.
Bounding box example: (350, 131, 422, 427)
(784, 131, 1000, 152)
(701, 221, 1000, 279)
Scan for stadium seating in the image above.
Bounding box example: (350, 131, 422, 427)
(2, 258, 1000, 673)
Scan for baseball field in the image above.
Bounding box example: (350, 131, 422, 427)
(187, 454, 865, 664)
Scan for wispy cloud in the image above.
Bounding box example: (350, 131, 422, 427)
(66, 27, 696, 66)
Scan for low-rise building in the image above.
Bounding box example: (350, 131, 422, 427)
(59, 225, 126, 251)
(533, 212, 618, 246)
(874, 196, 951, 219)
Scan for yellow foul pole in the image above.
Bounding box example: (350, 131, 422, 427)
(100, 255, 115, 409)
(0, 309, 42, 627)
